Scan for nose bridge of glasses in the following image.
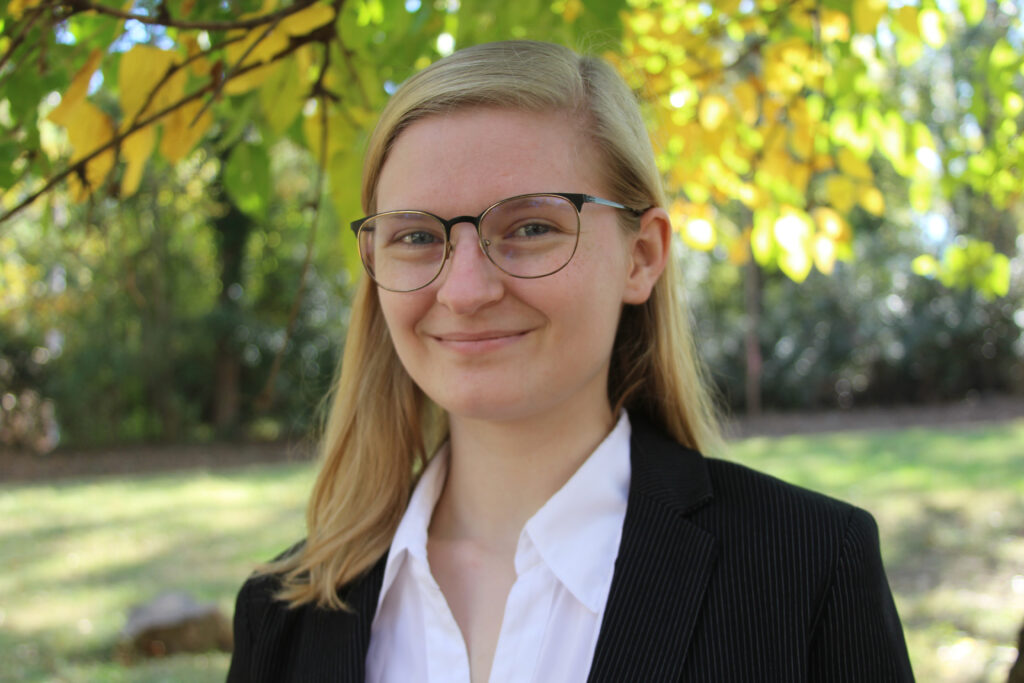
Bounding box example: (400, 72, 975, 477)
(443, 215, 487, 250)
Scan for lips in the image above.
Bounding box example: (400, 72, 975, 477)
(429, 329, 531, 352)
(433, 330, 528, 342)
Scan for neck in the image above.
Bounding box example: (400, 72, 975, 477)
(429, 401, 616, 554)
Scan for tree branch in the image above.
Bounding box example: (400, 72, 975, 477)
(58, 0, 318, 32)
(189, 13, 286, 127)
(0, 16, 335, 229)
(1, 76, 215, 227)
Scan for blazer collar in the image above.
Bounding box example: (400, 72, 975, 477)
(332, 553, 387, 681)
(587, 417, 719, 682)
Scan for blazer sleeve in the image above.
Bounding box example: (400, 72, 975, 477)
(808, 507, 915, 682)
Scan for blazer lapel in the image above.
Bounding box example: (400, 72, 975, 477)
(587, 420, 718, 683)
(318, 554, 387, 683)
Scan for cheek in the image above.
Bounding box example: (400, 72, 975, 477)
(377, 290, 427, 350)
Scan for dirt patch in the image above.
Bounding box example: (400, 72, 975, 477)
(724, 394, 1024, 439)
(2, 395, 1021, 484)
(0, 439, 315, 484)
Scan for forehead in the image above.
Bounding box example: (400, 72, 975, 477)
(375, 108, 599, 213)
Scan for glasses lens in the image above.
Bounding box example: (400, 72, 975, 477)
(480, 195, 580, 278)
(358, 211, 446, 291)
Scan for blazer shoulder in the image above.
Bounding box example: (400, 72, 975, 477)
(704, 456, 860, 520)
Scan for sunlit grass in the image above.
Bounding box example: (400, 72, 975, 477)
(1, 420, 1022, 681)
(0, 463, 314, 682)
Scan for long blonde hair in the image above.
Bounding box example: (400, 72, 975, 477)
(265, 40, 722, 609)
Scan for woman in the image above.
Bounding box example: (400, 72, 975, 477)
(228, 41, 913, 682)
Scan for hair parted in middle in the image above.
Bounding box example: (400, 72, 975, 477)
(262, 40, 722, 609)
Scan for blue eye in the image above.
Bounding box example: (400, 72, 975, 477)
(512, 222, 554, 238)
(398, 230, 442, 245)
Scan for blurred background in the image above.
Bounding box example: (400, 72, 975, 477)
(0, 0, 1022, 680)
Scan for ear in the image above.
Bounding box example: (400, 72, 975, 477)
(622, 207, 671, 304)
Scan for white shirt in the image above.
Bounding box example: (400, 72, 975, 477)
(366, 412, 632, 683)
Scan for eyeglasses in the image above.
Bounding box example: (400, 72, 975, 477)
(350, 192, 645, 292)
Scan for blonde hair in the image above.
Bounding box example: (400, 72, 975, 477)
(265, 40, 722, 609)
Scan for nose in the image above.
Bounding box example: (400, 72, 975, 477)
(435, 223, 504, 314)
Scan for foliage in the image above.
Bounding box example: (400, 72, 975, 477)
(1, 0, 1021, 289)
(690, 202, 1024, 412)
(1, 0, 1022, 444)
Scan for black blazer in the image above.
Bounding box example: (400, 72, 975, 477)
(228, 420, 914, 682)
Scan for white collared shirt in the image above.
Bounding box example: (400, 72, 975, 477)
(366, 412, 632, 683)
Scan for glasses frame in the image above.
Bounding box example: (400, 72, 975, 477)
(349, 192, 646, 292)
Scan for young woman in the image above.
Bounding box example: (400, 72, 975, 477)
(228, 41, 914, 682)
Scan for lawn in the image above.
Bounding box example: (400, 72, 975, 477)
(1, 420, 1022, 682)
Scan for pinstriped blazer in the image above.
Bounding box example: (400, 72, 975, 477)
(227, 420, 915, 682)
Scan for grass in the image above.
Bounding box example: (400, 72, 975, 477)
(1, 420, 1022, 682)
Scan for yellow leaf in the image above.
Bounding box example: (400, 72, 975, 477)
(919, 9, 946, 49)
(64, 101, 116, 201)
(182, 36, 212, 77)
(819, 9, 850, 43)
(836, 147, 873, 181)
(813, 154, 834, 172)
(226, 22, 290, 69)
(824, 175, 857, 213)
(120, 125, 156, 198)
(142, 67, 187, 121)
(8, 0, 43, 20)
(853, 0, 886, 35)
(894, 6, 919, 37)
(698, 95, 730, 131)
(773, 206, 813, 254)
(732, 80, 759, 125)
(683, 217, 716, 250)
(159, 101, 212, 163)
(224, 62, 282, 95)
(813, 234, 837, 274)
(790, 126, 813, 160)
(858, 185, 885, 215)
(118, 46, 178, 122)
(737, 183, 766, 209)
(812, 207, 850, 242)
(48, 49, 104, 126)
(779, 246, 812, 283)
(562, 0, 583, 22)
(181, 0, 197, 16)
(279, 3, 337, 35)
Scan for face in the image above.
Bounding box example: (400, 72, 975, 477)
(373, 108, 660, 425)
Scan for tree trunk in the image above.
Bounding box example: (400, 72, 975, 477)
(211, 160, 252, 435)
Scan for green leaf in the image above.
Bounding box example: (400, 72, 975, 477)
(260, 55, 306, 136)
(911, 254, 938, 277)
(224, 142, 272, 219)
(960, 0, 986, 25)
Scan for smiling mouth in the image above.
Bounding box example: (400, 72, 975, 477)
(430, 330, 530, 351)
(435, 330, 528, 342)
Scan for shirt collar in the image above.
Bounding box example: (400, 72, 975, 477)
(375, 412, 632, 614)
(376, 442, 449, 606)
(521, 411, 632, 612)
